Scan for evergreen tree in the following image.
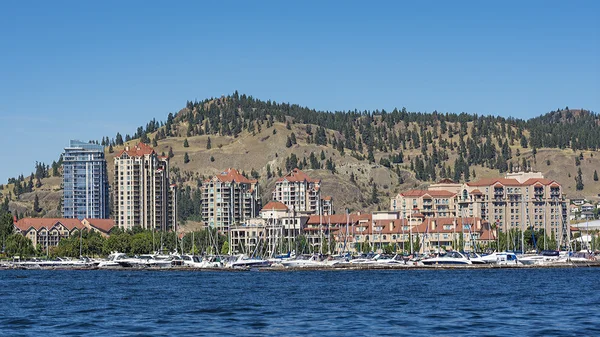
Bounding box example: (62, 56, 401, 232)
(184, 153, 190, 164)
(575, 168, 584, 191)
(183, 139, 189, 148)
(206, 137, 212, 149)
(594, 170, 598, 182)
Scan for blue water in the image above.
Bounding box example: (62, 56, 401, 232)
(1, 268, 599, 336)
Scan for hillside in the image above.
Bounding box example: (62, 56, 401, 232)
(1, 94, 598, 224)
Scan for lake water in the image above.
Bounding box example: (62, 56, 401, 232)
(1, 268, 599, 336)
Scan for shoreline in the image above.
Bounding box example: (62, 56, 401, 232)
(2, 261, 600, 271)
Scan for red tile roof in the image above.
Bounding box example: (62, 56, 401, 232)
(84, 218, 115, 233)
(115, 142, 156, 158)
(14, 218, 84, 232)
(277, 168, 320, 183)
(467, 178, 521, 187)
(470, 189, 482, 194)
(261, 201, 289, 211)
(208, 168, 257, 184)
(521, 178, 556, 186)
(400, 189, 456, 197)
(306, 213, 371, 225)
(323, 196, 332, 201)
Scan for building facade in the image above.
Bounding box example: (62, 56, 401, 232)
(14, 217, 115, 250)
(391, 172, 569, 244)
(391, 189, 458, 218)
(201, 168, 260, 230)
(62, 140, 109, 219)
(459, 174, 569, 242)
(113, 143, 176, 231)
(273, 168, 325, 215)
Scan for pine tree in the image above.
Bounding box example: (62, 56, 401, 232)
(371, 184, 379, 204)
(33, 194, 41, 213)
(575, 168, 584, 191)
(183, 139, 189, 148)
(594, 170, 598, 182)
(184, 153, 190, 164)
(206, 137, 212, 149)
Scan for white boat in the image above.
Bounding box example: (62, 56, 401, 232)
(180, 255, 223, 268)
(464, 252, 487, 264)
(281, 254, 325, 268)
(480, 252, 521, 265)
(421, 251, 473, 265)
(98, 252, 130, 268)
(358, 254, 407, 266)
(226, 254, 270, 268)
(519, 250, 560, 265)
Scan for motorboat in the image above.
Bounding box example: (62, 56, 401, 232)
(480, 252, 521, 265)
(421, 251, 473, 265)
(98, 252, 130, 268)
(358, 254, 407, 266)
(180, 255, 222, 268)
(281, 254, 326, 268)
(226, 254, 270, 268)
(519, 250, 560, 265)
(464, 252, 486, 264)
(12, 257, 96, 269)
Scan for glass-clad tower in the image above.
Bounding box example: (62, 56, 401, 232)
(62, 140, 109, 219)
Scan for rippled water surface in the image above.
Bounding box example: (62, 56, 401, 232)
(1, 268, 600, 336)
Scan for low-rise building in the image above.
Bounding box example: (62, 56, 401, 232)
(13, 218, 115, 250)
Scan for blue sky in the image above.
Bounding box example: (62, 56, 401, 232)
(0, 0, 598, 181)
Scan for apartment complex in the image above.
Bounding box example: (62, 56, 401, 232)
(460, 172, 568, 241)
(113, 143, 176, 231)
(390, 189, 457, 218)
(201, 168, 261, 230)
(13, 217, 115, 250)
(62, 140, 109, 219)
(390, 172, 569, 242)
(273, 168, 330, 215)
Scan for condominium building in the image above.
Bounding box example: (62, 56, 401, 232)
(391, 172, 569, 243)
(459, 172, 568, 242)
(14, 217, 115, 250)
(113, 143, 176, 231)
(201, 168, 260, 230)
(62, 140, 109, 219)
(390, 189, 458, 218)
(272, 168, 324, 215)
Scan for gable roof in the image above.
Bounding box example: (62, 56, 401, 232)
(400, 189, 456, 198)
(14, 218, 84, 232)
(261, 201, 289, 211)
(466, 178, 521, 187)
(277, 168, 320, 183)
(115, 142, 156, 158)
(83, 218, 115, 233)
(208, 168, 257, 184)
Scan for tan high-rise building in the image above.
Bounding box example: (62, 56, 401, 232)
(201, 168, 260, 230)
(272, 168, 324, 215)
(113, 143, 176, 231)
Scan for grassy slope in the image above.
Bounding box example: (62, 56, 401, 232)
(3, 120, 599, 220)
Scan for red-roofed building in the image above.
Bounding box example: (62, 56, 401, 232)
(14, 217, 117, 251)
(459, 172, 568, 244)
(391, 171, 569, 246)
(272, 168, 325, 215)
(391, 189, 457, 218)
(201, 168, 261, 230)
(114, 143, 176, 231)
(81, 218, 116, 236)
